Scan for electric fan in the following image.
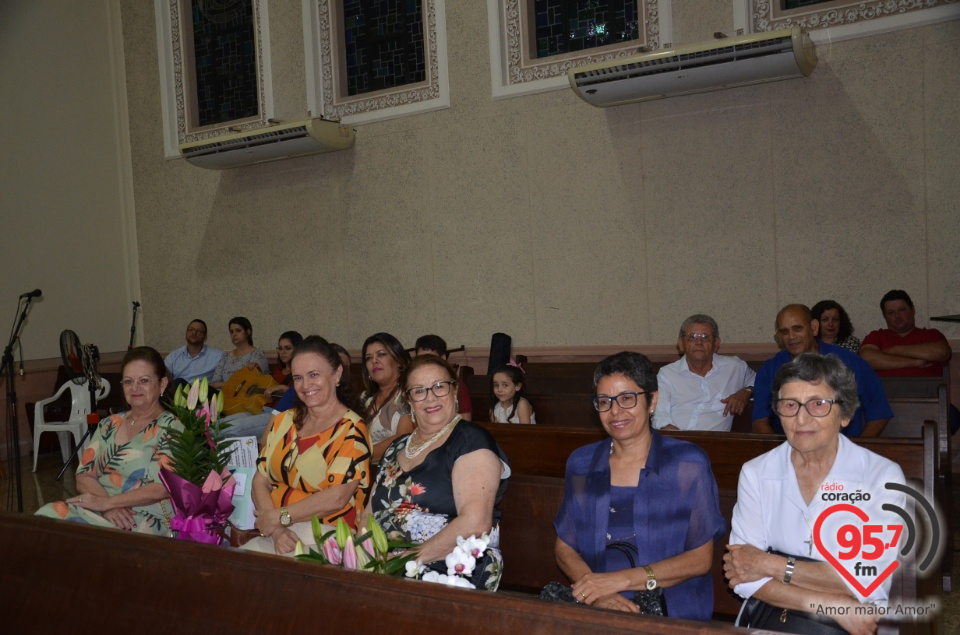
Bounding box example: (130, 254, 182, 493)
(55, 330, 102, 480)
(59, 329, 101, 389)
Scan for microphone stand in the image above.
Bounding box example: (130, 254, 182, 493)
(128, 301, 140, 349)
(3, 296, 38, 512)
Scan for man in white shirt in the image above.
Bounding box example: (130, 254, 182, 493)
(654, 314, 755, 432)
(164, 319, 223, 385)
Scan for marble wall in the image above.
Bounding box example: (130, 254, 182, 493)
(119, 1, 960, 354)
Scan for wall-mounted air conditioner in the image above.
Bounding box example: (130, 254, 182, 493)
(568, 27, 817, 107)
(179, 118, 355, 169)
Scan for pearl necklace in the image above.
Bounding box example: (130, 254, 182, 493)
(405, 415, 461, 459)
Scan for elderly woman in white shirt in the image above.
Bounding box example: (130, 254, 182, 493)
(724, 353, 905, 635)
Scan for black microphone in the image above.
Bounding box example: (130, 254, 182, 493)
(133, 301, 141, 309)
(20, 289, 42, 299)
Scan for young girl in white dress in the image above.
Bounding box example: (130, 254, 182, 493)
(489, 364, 535, 424)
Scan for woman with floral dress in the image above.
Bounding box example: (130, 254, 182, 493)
(362, 355, 510, 590)
(35, 347, 182, 535)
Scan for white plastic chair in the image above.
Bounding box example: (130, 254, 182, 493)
(32, 378, 110, 472)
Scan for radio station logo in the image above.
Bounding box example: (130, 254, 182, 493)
(810, 481, 942, 617)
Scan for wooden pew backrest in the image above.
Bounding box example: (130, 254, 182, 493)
(1, 513, 749, 635)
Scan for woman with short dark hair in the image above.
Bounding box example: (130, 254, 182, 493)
(553, 351, 726, 619)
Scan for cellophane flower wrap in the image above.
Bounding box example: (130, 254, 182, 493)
(160, 378, 235, 544)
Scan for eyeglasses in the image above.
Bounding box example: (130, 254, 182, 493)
(121, 377, 157, 389)
(593, 391, 646, 412)
(684, 333, 713, 342)
(186, 328, 206, 335)
(406, 381, 455, 402)
(774, 398, 843, 418)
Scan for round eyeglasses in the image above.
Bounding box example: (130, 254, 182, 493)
(593, 391, 646, 412)
(406, 381, 455, 402)
(774, 398, 843, 418)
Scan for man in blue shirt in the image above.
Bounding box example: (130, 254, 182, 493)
(752, 304, 891, 437)
(164, 319, 223, 385)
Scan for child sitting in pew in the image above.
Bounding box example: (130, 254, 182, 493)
(489, 364, 536, 424)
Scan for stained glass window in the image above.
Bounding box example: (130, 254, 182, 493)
(190, 0, 259, 127)
(342, 0, 426, 97)
(783, 0, 831, 8)
(534, 0, 639, 59)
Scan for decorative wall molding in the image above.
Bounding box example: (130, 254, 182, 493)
(155, 0, 274, 158)
(733, 0, 959, 44)
(303, 0, 450, 125)
(487, 0, 674, 100)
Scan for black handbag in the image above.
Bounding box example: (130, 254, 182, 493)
(539, 541, 667, 616)
(736, 550, 846, 635)
(606, 541, 667, 616)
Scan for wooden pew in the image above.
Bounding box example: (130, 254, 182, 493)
(516, 359, 766, 379)
(467, 372, 746, 432)
(885, 386, 954, 591)
(0, 513, 748, 635)
(489, 422, 940, 632)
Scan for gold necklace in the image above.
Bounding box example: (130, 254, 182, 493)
(405, 415, 461, 459)
(128, 407, 162, 427)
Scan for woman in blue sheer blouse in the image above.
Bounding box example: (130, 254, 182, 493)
(553, 351, 726, 620)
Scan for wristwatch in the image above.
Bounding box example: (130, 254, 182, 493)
(643, 565, 658, 591)
(782, 556, 796, 585)
(279, 506, 291, 527)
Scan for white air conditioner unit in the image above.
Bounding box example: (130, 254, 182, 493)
(568, 27, 817, 107)
(179, 118, 355, 169)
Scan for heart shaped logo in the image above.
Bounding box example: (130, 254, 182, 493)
(813, 503, 899, 597)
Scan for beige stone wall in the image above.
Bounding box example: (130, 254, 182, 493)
(0, 0, 138, 360)
(119, 2, 960, 355)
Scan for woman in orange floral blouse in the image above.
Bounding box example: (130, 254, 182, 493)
(242, 336, 372, 556)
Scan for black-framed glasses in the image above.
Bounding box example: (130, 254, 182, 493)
(774, 398, 843, 418)
(593, 391, 646, 412)
(406, 381, 455, 402)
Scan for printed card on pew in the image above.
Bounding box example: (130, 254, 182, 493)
(224, 436, 258, 530)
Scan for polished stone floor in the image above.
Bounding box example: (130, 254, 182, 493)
(3, 451, 959, 632)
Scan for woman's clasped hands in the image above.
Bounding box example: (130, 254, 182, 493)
(253, 507, 298, 553)
(572, 570, 640, 613)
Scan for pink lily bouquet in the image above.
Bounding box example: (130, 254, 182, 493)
(404, 534, 491, 590)
(160, 378, 236, 545)
(295, 516, 418, 576)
